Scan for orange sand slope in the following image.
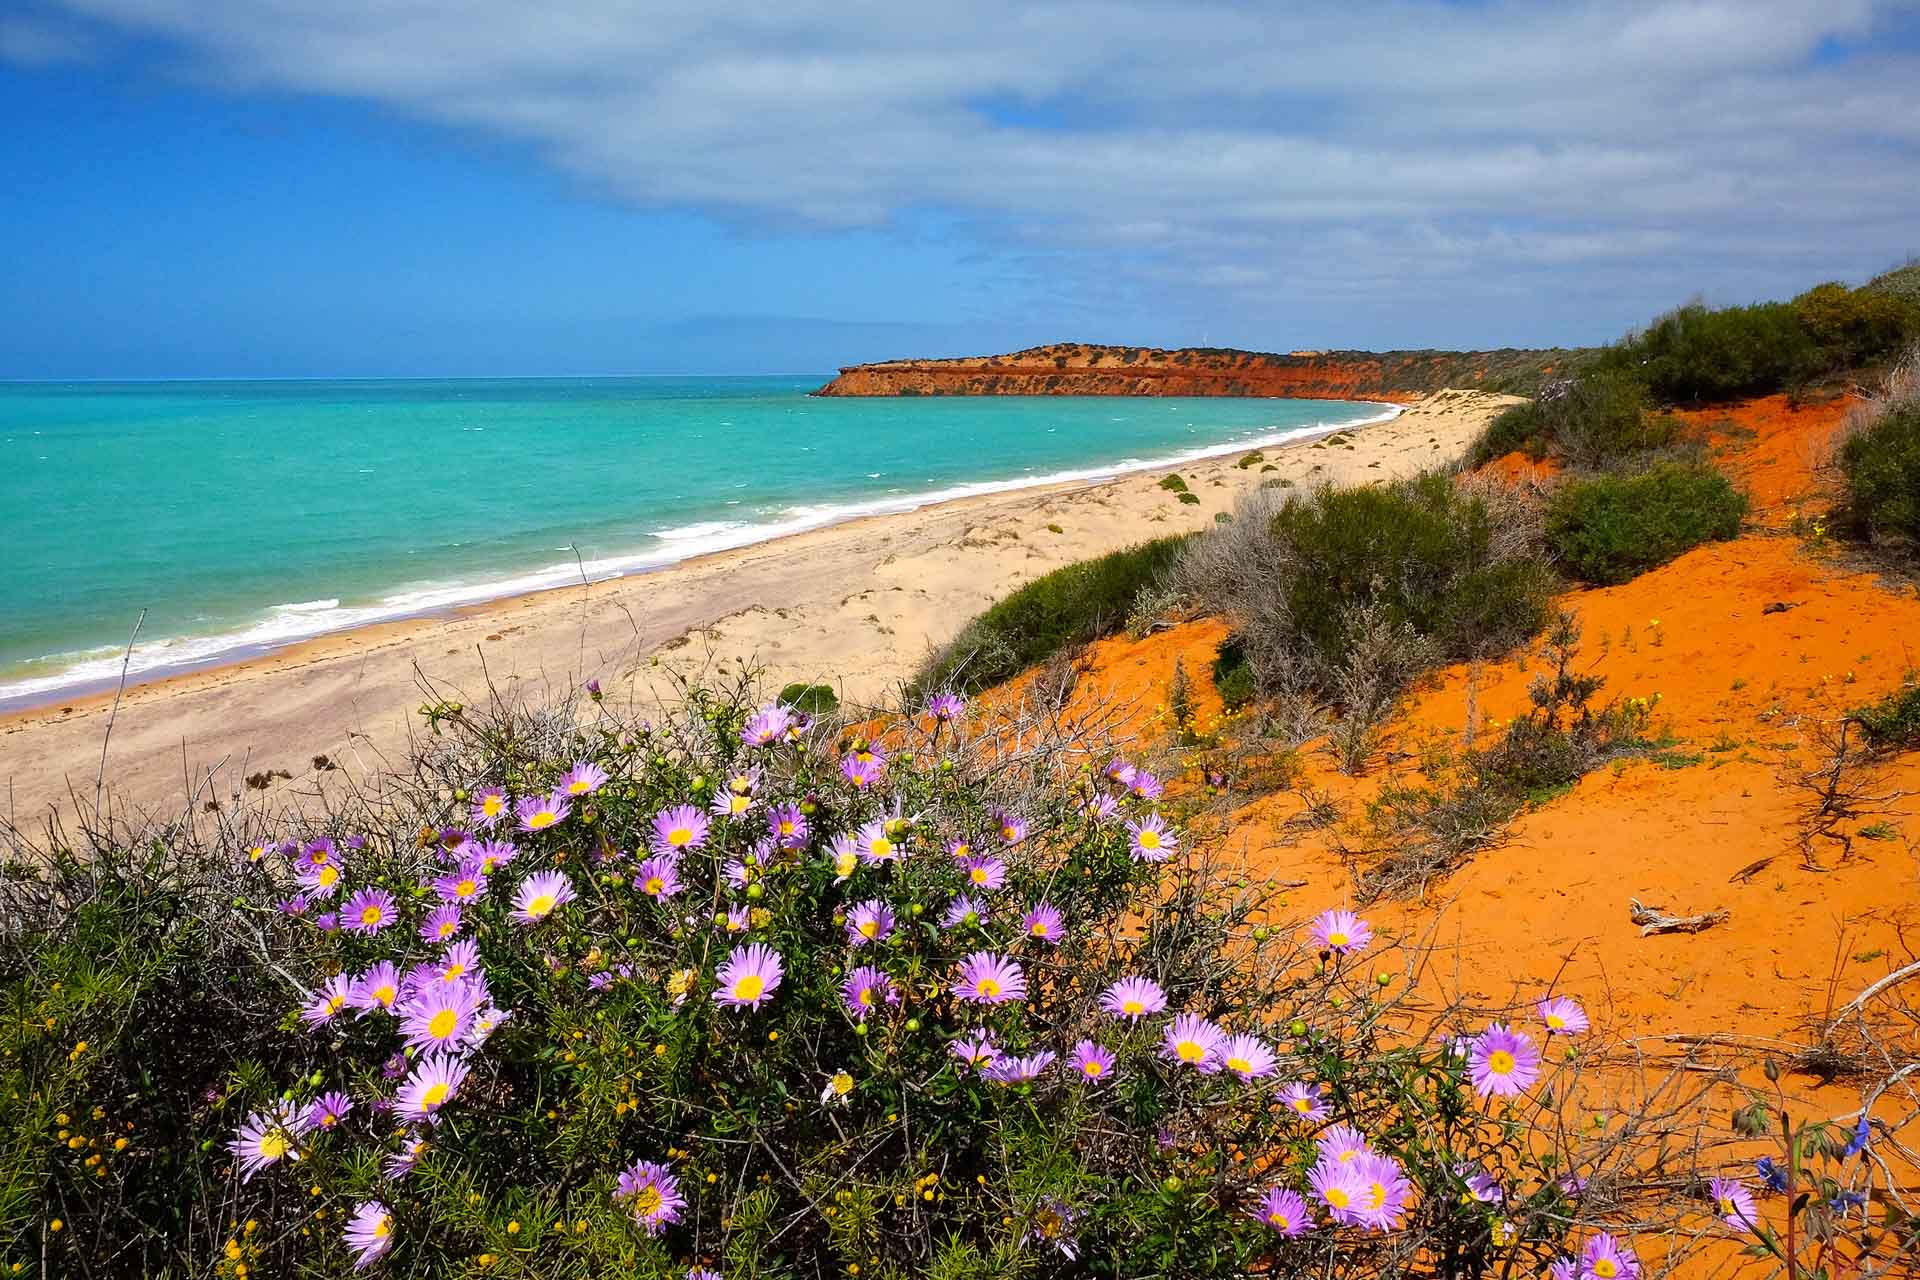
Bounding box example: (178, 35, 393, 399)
(996, 389, 1919, 1048)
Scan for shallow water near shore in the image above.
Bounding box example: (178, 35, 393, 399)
(0, 376, 1389, 706)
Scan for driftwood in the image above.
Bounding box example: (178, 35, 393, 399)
(1630, 898, 1730, 936)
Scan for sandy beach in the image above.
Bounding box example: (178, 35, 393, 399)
(1, 390, 1520, 826)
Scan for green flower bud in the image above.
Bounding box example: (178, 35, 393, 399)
(746, 884, 764, 901)
(854, 1022, 869, 1038)
(1289, 1019, 1308, 1038)
(904, 1018, 921, 1032)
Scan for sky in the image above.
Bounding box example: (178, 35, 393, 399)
(2, 0, 1919, 378)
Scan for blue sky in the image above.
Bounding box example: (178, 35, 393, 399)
(3, 1, 1918, 378)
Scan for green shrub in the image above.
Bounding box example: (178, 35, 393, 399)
(1860, 259, 1920, 312)
(1618, 301, 1821, 403)
(1852, 679, 1920, 751)
(1210, 636, 1256, 712)
(1266, 475, 1556, 674)
(914, 535, 1190, 695)
(1545, 462, 1747, 584)
(2, 685, 1705, 1276)
(1792, 282, 1917, 370)
(1838, 400, 1920, 553)
(1464, 368, 1672, 470)
(1157, 474, 1188, 493)
(778, 682, 840, 716)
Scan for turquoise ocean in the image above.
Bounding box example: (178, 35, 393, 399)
(0, 377, 1393, 708)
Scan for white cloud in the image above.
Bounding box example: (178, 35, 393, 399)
(21, 0, 1920, 335)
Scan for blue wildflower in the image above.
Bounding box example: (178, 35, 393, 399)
(1828, 1189, 1867, 1212)
(1755, 1156, 1789, 1193)
(1842, 1113, 1870, 1159)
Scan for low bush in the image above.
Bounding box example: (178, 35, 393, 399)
(3, 684, 1726, 1277)
(1465, 367, 1672, 470)
(1545, 462, 1747, 585)
(1792, 281, 1917, 371)
(1618, 301, 1823, 403)
(913, 535, 1190, 696)
(1210, 636, 1256, 712)
(1837, 349, 1920, 555)
(1852, 679, 1920, 752)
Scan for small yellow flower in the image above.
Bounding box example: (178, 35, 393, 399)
(506, 1221, 521, 1235)
(48, 1220, 63, 1233)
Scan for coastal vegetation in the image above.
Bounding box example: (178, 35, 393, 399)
(1543, 462, 1748, 586)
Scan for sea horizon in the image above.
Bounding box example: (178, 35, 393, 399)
(0, 376, 1395, 710)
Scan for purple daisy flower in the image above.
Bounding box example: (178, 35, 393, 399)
(1581, 1232, 1640, 1279)
(398, 980, 483, 1055)
(1099, 975, 1168, 1021)
(960, 855, 1006, 890)
(301, 974, 355, 1027)
(983, 1050, 1055, 1084)
(853, 818, 899, 863)
(742, 704, 794, 747)
(1088, 792, 1121, 821)
(1250, 1186, 1308, 1236)
(383, 1132, 430, 1181)
(1069, 1040, 1116, 1083)
(845, 899, 896, 946)
(1126, 814, 1177, 862)
(1104, 758, 1138, 786)
(1221, 1033, 1277, 1081)
(1317, 1122, 1373, 1165)
(1021, 902, 1065, 944)
(841, 754, 883, 790)
(470, 838, 518, 875)
(652, 804, 711, 854)
(296, 862, 343, 899)
(953, 951, 1026, 1004)
(633, 855, 683, 899)
(990, 808, 1028, 844)
(841, 965, 894, 1019)
(433, 939, 482, 986)
(560, 760, 608, 797)
(1539, 995, 1590, 1036)
(941, 892, 990, 930)
(1310, 1158, 1371, 1225)
(433, 861, 488, 906)
(1463, 1167, 1504, 1203)
(1468, 1023, 1541, 1099)
(1277, 1082, 1330, 1122)
(1129, 770, 1164, 800)
(767, 803, 809, 848)
(1548, 1260, 1577, 1280)
(1025, 1197, 1080, 1258)
(515, 791, 571, 833)
(1710, 1177, 1758, 1232)
(926, 691, 966, 722)
(828, 834, 861, 881)
(1309, 908, 1372, 955)
(397, 1052, 469, 1123)
(419, 903, 463, 944)
(950, 1035, 1000, 1068)
(1355, 1152, 1413, 1231)
(616, 1161, 686, 1235)
(313, 912, 340, 933)
(303, 1091, 353, 1134)
(349, 963, 403, 1017)
(511, 870, 575, 925)
(710, 787, 754, 818)
(714, 943, 784, 1009)
(469, 784, 510, 829)
(723, 906, 750, 933)
(1161, 1013, 1226, 1070)
(343, 1200, 394, 1270)
(228, 1102, 301, 1182)
(294, 838, 340, 874)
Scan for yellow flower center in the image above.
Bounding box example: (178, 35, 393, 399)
(436, 921, 456, 939)
(359, 906, 383, 925)
(256, 1131, 290, 1161)
(316, 866, 339, 887)
(1082, 1060, 1104, 1077)
(1122, 999, 1145, 1015)
(1031, 922, 1049, 936)
(1326, 930, 1348, 947)
(733, 975, 765, 1001)
(427, 1009, 459, 1041)
(1268, 1211, 1290, 1228)
(1325, 1186, 1351, 1209)
(870, 838, 893, 858)
(1227, 1055, 1252, 1073)
(443, 963, 466, 982)
(525, 894, 556, 918)
(857, 989, 874, 1006)
(1488, 1050, 1516, 1076)
(668, 828, 692, 846)
(457, 879, 476, 897)
(1718, 1196, 1735, 1214)
(859, 921, 878, 938)
(325, 994, 346, 1013)
(971, 867, 988, 883)
(645, 877, 666, 895)
(835, 852, 857, 876)
(1292, 1098, 1312, 1114)
(526, 812, 555, 830)
(1001, 825, 1017, 840)
(953, 844, 970, 858)
(831, 1072, 853, 1095)
(567, 780, 590, 795)
(1367, 1182, 1387, 1209)
(729, 796, 749, 814)
(632, 1187, 663, 1216)
(373, 984, 396, 1006)
(373, 1217, 391, 1239)
(1594, 1261, 1618, 1279)
(976, 978, 1002, 998)
(311, 851, 330, 866)
(1547, 1013, 1566, 1029)
(319, 1113, 337, 1127)
(779, 821, 796, 834)
(1176, 1040, 1205, 1062)
(420, 1082, 450, 1109)
(1139, 830, 1160, 849)
(482, 795, 504, 816)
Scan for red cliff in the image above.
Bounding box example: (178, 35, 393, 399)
(813, 342, 1566, 402)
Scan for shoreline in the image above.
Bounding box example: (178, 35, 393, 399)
(0, 390, 1520, 823)
(0, 398, 1402, 713)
